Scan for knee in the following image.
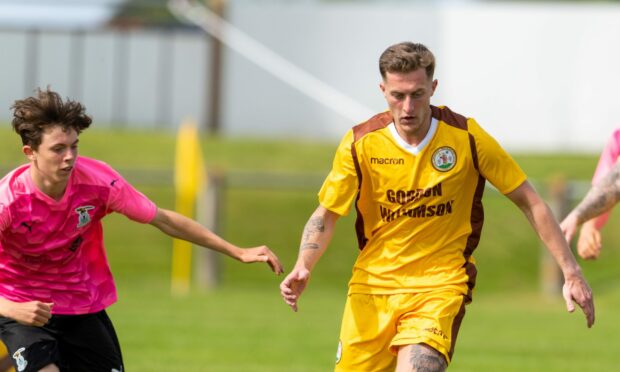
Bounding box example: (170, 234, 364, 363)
(38, 363, 60, 372)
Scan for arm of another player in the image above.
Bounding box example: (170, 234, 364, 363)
(576, 220, 602, 260)
(506, 181, 595, 328)
(576, 129, 620, 259)
(280, 205, 339, 312)
(561, 162, 620, 245)
(149, 207, 283, 274)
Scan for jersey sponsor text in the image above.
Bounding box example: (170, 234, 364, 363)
(370, 157, 404, 165)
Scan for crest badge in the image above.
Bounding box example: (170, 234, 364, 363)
(431, 147, 457, 172)
(75, 206, 95, 228)
(13, 347, 27, 372)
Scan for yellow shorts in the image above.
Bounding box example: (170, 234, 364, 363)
(334, 290, 467, 372)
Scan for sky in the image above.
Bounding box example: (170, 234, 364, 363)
(0, 0, 124, 29)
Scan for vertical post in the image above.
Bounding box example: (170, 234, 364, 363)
(206, 0, 226, 134)
(69, 29, 85, 100)
(194, 169, 223, 290)
(541, 177, 570, 296)
(171, 119, 203, 296)
(112, 30, 129, 127)
(157, 30, 174, 128)
(24, 29, 40, 95)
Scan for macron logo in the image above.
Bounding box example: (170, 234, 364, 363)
(370, 157, 404, 165)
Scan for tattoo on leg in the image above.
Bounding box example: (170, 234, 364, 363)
(409, 345, 447, 372)
(300, 216, 325, 251)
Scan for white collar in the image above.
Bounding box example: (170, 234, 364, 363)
(388, 117, 438, 155)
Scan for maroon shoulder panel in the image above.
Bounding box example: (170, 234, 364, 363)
(430, 105, 468, 130)
(352, 111, 393, 142)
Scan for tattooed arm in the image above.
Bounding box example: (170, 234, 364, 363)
(561, 162, 620, 244)
(279, 205, 340, 311)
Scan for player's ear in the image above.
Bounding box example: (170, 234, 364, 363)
(23, 145, 36, 161)
(430, 79, 438, 96)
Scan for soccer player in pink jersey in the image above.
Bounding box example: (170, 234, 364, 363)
(573, 128, 620, 260)
(0, 88, 284, 372)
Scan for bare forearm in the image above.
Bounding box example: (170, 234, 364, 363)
(295, 207, 337, 271)
(572, 187, 619, 225)
(525, 202, 581, 277)
(0, 297, 15, 318)
(572, 163, 620, 224)
(151, 209, 241, 259)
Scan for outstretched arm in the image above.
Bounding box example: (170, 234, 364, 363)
(561, 162, 620, 244)
(586, 129, 620, 227)
(150, 207, 283, 274)
(575, 131, 620, 259)
(506, 181, 595, 328)
(280, 205, 339, 311)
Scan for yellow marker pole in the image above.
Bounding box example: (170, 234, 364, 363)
(171, 118, 205, 296)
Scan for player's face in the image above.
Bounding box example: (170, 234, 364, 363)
(25, 126, 79, 186)
(380, 69, 437, 145)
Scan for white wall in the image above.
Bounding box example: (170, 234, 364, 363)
(439, 2, 620, 152)
(0, 28, 210, 131)
(223, 1, 620, 152)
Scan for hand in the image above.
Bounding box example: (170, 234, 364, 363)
(4, 301, 53, 327)
(562, 274, 595, 328)
(559, 213, 579, 244)
(280, 267, 311, 312)
(576, 222, 602, 260)
(238, 245, 284, 275)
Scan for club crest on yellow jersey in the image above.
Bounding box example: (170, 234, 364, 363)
(431, 147, 456, 172)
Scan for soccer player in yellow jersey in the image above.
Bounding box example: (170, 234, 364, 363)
(280, 42, 595, 371)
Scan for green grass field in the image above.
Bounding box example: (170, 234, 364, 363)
(1, 127, 618, 371)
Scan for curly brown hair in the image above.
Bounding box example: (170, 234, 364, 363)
(11, 88, 92, 150)
(379, 42, 436, 80)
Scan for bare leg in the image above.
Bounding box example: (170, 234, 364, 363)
(39, 364, 60, 372)
(395, 343, 447, 372)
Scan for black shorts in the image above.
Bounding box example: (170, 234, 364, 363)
(0, 310, 123, 372)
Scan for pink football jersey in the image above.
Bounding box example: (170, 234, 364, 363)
(0, 156, 157, 314)
(592, 128, 620, 184)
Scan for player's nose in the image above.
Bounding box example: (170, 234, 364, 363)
(403, 96, 415, 114)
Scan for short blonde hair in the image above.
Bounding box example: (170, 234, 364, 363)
(379, 42, 435, 80)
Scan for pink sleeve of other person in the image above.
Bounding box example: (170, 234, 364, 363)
(590, 128, 620, 228)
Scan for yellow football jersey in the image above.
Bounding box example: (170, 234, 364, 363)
(319, 105, 527, 297)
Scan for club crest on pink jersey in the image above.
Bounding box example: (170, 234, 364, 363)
(75, 206, 95, 228)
